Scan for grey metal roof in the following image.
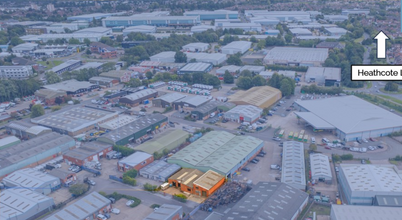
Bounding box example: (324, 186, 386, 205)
(139, 160, 181, 179)
(3, 168, 60, 190)
(0, 188, 54, 220)
(46, 192, 110, 220)
(118, 151, 153, 167)
(281, 141, 306, 189)
(295, 96, 402, 134)
(43, 79, 94, 93)
(330, 205, 402, 220)
(48, 169, 75, 180)
(173, 95, 210, 107)
(153, 92, 187, 104)
(75, 62, 104, 71)
(0, 136, 20, 147)
(305, 66, 341, 81)
(25, 126, 51, 135)
(192, 101, 234, 114)
(223, 182, 308, 220)
(99, 114, 167, 143)
(310, 153, 332, 180)
(6, 121, 35, 131)
(294, 112, 335, 129)
(0, 132, 74, 169)
(144, 204, 183, 220)
(121, 89, 158, 101)
(49, 60, 81, 73)
(31, 106, 118, 133)
(63, 141, 112, 161)
(225, 105, 262, 118)
(263, 47, 328, 63)
(375, 195, 402, 207)
(179, 62, 212, 72)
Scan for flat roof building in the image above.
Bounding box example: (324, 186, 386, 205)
(184, 10, 238, 20)
(374, 195, 402, 207)
(117, 151, 154, 172)
(289, 28, 312, 36)
(119, 89, 158, 107)
(46, 192, 111, 220)
(144, 204, 183, 220)
(191, 101, 235, 120)
(74, 62, 104, 71)
(99, 70, 131, 83)
(0, 188, 55, 220)
(263, 47, 328, 67)
(150, 51, 176, 63)
(89, 76, 118, 87)
(173, 95, 210, 112)
(185, 52, 227, 65)
(139, 160, 181, 182)
(215, 22, 262, 32)
(68, 12, 124, 21)
(0, 132, 75, 179)
(182, 42, 209, 52)
(97, 114, 168, 146)
(122, 25, 156, 35)
(63, 141, 113, 166)
(0, 136, 21, 150)
(3, 168, 61, 195)
(224, 105, 262, 124)
(178, 62, 213, 74)
(152, 92, 187, 108)
(191, 25, 216, 33)
(239, 65, 265, 74)
(48, 60, 82, 75)
(102, 14, 200, 28)
(98, 115, 138, 130)
(341, 9, 370, 16)
(330, 205, 402, 220)
(216, 65, 241, 75)
(192, 170, 225, 197)
(326, 27, 348, 36)
(305, 66, 341, 86)
(282, 141, 306, 191)
(223, 182, 308, 220)
(135, 129, 189, 155)
(310, 153, 332, 183)
(221, 41, 252, 55)
(168, 168, 204, 194)
(43, 79, 98, 95)
(168, 131, 264, 177)
(31, 106, 118, 136)
(228, 86, 282, 108)
(338, 164, 402, 205)
(0, 65, 34, 80)
(294, 96, 402, 141)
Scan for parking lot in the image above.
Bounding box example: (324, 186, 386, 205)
(111, 199, 153, 220)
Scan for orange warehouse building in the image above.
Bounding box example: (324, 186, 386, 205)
(193, 170, 225, 197)
(168, 168, 204, 195)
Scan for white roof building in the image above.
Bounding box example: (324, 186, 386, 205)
(310, 154, 332, 181)
(224, 105, 262, 123)
(221, 41, 252, 55)
(324, 15, 349, 22)
(263, 47, 328, 67)
(330, 205, 402, 220)
(185, 52, 227, 65)
(150, 51, 176, 63)
(294, 96, 402, 141)
(239, 65, 265, 74)
(281, 141, 306, 191)
(216, 65, 241, 74)
(191, 25, 216, 33)
(338, 164, 402, 205)
(325, 27, 348, 36)
(182, 42, 209, 52)
(178, 62, 213, 74)
(118, 152, 153, 169)
(98, 115, 138, 130)
(21, 33, 107, 43)
(289, 28, 312, 36)
(11, 43, 38, 53)
(216, 22, 262, 32)
(123, 25, 156, 35)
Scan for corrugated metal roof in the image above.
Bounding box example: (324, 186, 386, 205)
(3, 168, 59, 190)
(118, 151, 153, 167)
(0, 136, 20, 147)
(281, 141, 306, 188)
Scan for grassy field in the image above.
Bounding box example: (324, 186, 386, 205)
(37, 60, 63, 70)
(309, 204, 331, 216)
(354, 36, 364, 43)
(378, 94, 402, 105)
(380, 88, 402, 94)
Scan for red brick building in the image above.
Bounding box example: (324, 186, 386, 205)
(63, 141, 113, 166)
(34, 89, 67, 106)
(90, 42, 117, 59)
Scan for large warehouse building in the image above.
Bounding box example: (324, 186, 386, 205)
(294, 96, 402, 141)
(135, 129, 189, 155)
(102, 15, 200, 28)
(0, 188, 55, 220)
(310, 153, 332, 183)
(152, 92, 187, 108)
(223, 182, 308, 220)
(31, 106, 118, 136)
(168, 131, 264, 178)
(119, 89, 158, 107)
(97, 114, 168, 146)
(263, 47, 328, 67)
(185, 52, 227, 65)
(282, 141, 306, 191)
(184, 10, 238, 20)
(62, 141, 113, 166)
(305, 67, 341, 86)
(224, 105, 262, 124)
(0, 132, 75, 179)
(338, 164, 402, 205)
(228, 86, 282, 108)
(221, 41, 252, 55)
(330, 205, 402, 220)
(3, 168, 61, 195)
(46, 192, 111, 220)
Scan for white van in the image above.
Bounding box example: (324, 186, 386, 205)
(161, 182, 169, 191)
(210, 112, 216, 118)
(311, 137, 316, 144)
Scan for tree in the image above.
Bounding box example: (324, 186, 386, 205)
(236, 76, 253, 90)
(267, 73, 281, 88)
(385, 82, 398, 92)
(284, 34, 293, 43)
(240, 70, 252, 78)
(252, 75, 266, 86)
(126, 78, 141, 88)
(145, 71, 153, 80)
(69, 183, 89, 197)
(100, 37, 113, 46)
(10, 37, 24, 46)
(280, 79, 293, 97)
(83, 38, 91, 46)
(250, 36, 258, 43)
(116, 35, 124, 42)
(86, 48, 92, 55)
(174, 51, 187, 63)
(223, 71, 234, 84)
(55, 96, 63, 105)
(51, 106, 61, 111)
(309, 144, 317, 151)
(45, 72, 61, 84)
(68, 38, 80, 45)
(31, 104, 45, 118)
(124, 169, 138, 178)
(122, 176, 136, 186)
(227, 54, 242, 66)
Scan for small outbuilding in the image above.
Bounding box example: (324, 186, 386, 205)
(139, 160, 181, 182)
(117, 151, 154, 172)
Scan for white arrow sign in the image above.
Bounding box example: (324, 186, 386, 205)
(374, 31, 389, 59)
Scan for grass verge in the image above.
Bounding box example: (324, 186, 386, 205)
(38, 60, 63, 70)
(380, 88, 402, 94)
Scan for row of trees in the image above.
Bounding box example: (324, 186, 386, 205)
(178, 72, 221, 88)
(301, 84, 343, 95)
(267, 73, 296, 97)
(0, 78, 42, 103)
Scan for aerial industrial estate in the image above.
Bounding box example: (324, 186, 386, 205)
(0, 0, 401, 220)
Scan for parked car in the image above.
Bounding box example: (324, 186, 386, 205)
(335, 167, 339, 172)
(250, 159, 258, 164)
(356, 139, 362, 144)
(111, 208, 120, 214)
(272, 137, 281, 141)
(267, 113, 273, 116)
(369, 137, 377, 142)
(361, 159, 366, 164)
(126, 200, 134, 206)
(257, 153, 265, 157)
(362, 138, 368, 143)
(253, 158, 260, 162)
(378, 145, 384, 149)
(260, 150, 267, 155)
(325, 146, 331, 150)
(104, 213, 111, 219)
(97, 214, 107, 220)
(242, 167, 250, 172)
(240, 132, 245, 135)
